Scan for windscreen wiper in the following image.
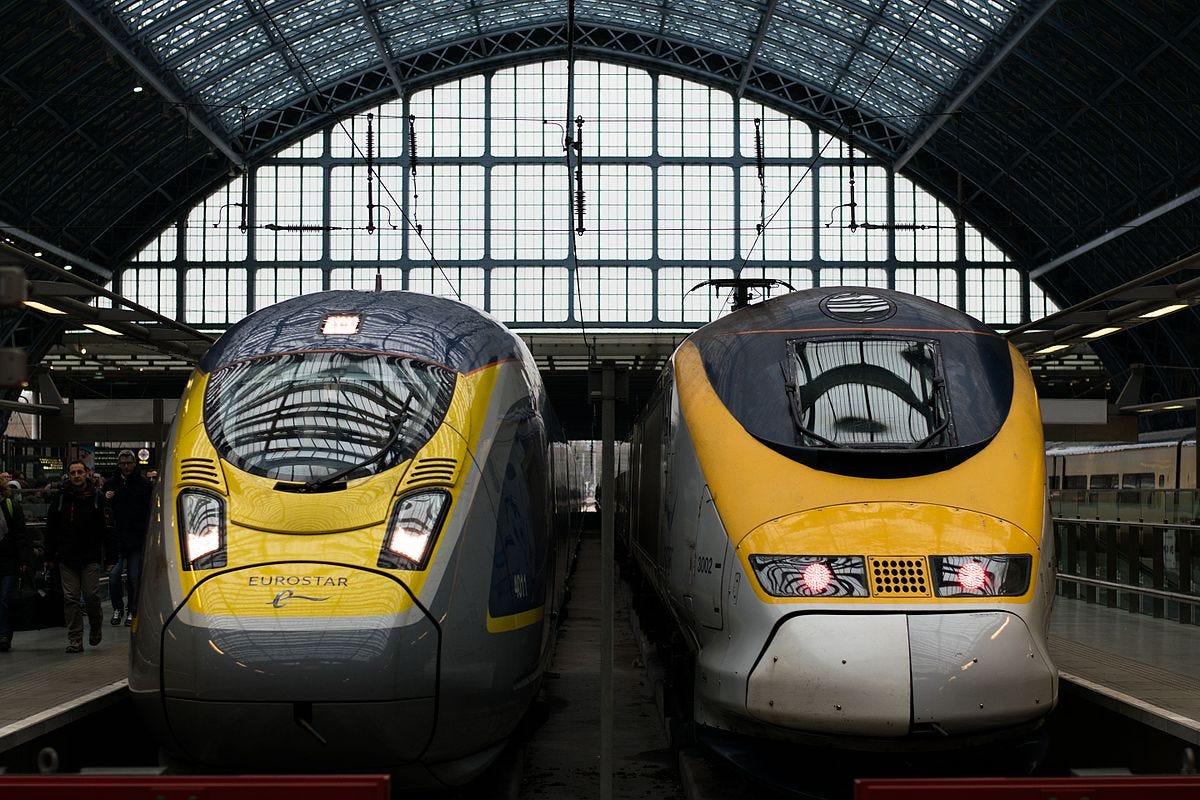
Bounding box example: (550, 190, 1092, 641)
(298, 404, 411, 493)
(780, 362, 842, 449)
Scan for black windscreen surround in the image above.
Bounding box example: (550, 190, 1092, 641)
(204, 352, 457, 483)
(691, 288, 1014, 478)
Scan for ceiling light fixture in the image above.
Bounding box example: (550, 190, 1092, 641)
(1034, 344, 1070, 355)
(83, 323, 123, 336)
(22, 300, 66, 315)
(1082, 327, 1122, 339)
(1138, 303, 1188, 319)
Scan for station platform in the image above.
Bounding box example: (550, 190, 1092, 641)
(1048, 595, 1200, 745)
(2, 583, 1199, 778)
(0, 600, 129, 756)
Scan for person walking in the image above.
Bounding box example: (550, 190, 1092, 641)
(45, 461, 110, 653)
(103, 450, 153, 627)
(0, 477, 31, 652)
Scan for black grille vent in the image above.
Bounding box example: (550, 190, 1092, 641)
(403, 457, 458, 488)
(180, 457, 221, 487)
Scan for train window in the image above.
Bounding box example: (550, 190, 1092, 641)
(785, 338, 950, 448)
(1121, 472, 1155, 490)
(1062, 475, 1087, 490)
(1089, 473, 1118, 489)
(204, 352, 457, 483)
(1048, 475, 1060, 490)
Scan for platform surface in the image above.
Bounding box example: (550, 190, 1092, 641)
(1049, 595, 1200, 742)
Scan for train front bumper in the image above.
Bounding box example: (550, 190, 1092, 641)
(741, 611, 1056, 737)
(153, 564, 440, 768)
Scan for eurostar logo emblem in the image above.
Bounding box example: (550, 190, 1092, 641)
(269, 589, 330, 608)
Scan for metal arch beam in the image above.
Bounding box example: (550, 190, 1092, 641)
(0, 222, 111, 281)
(893, 0, 1059, 172)
(1030, 185, 1200, 279)
(735, 0, 781, 98)
(352, 0, 406, 98)
(59, 0, 243, 167)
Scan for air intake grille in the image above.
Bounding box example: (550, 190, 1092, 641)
(867, 557, 930, 596)
(403, 457, 458, 489)
(180, 457, 221, 487)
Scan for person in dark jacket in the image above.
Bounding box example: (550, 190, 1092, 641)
(0, 478, 31, 652)
(45, 461, 111, 653)
(103, 449, 153, 627)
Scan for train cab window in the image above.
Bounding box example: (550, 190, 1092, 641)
(205, 351, 457, 483)
(1089, 473, 1118, 490)
(1122, 472, 1155, 490)
(785, 338, 950, 449)
(1063, 475, 1087, 490)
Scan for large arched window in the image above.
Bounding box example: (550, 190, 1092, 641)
(123, 60, 1056, 329)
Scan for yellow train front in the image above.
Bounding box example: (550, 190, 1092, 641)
(130, 290, 574, 785)
(625, 287, 1057, 752)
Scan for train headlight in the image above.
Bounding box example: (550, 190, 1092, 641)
(748, 555, 869, 597)
(378, 490, 449, 570)
(930, 555, 1032, 597)
(177, 490, 227, 570)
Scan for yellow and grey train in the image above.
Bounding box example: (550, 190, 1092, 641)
(130, 290, 576, 785)
(622, 287, 1058, 753)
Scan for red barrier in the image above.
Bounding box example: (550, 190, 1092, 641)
(855, 776, 1200, 799)
(0, 774, 390, 799)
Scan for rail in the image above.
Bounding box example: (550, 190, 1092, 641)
(1052, 516, 1200, 624)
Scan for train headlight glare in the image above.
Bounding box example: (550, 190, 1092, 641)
(931, 555, 1032, 597)
(177, 490, 227, 570)
(749, 555, 869, 598)
(379, 490, 449, 570)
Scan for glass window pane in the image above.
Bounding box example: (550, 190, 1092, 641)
(184, 268, 248, 325)
(657, 266, 736, 323)
(658, 166, 734, 260)
(253, 266, 324, 310)
(490, 165, 569, 259)
(818, 166, 888, 261)
(255, 165, 324, 262)
(185, 177, 248, 262)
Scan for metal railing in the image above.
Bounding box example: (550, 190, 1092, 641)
(1053, 516, 1200, 624)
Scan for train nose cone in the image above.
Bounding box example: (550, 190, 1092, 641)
(159, 564, 439, 769)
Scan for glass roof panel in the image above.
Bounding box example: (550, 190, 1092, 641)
(106, 0, 1022, 143)
(578, 0, 663, 34)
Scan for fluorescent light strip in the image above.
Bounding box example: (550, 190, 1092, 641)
(1138, 303, 1188, 319)
(23, 300, 66, 315)
(83, 323, 123, 336)
(1034, 344, 1070, 354)
(1082, 326, 1122, 339)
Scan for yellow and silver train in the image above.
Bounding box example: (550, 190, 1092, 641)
(130, 290, 576, 785)
(622, 287, 1058, 754)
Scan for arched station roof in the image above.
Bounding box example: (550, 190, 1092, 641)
(3, 0, 1200, 408)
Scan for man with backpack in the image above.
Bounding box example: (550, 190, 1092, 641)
(45, 461, 110, 653)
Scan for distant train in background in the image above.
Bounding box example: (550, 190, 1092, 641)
(130, 290, 577, 786)
(1046, 438, 1197, 492)
(621, 287, 1057, 762)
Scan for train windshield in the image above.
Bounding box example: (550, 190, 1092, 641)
(204, 352, 457, 483)
(786, 338, 951, 449)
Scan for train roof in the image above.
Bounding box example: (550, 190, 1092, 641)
(199, 290, 527, 374)
(685, 286, 1000, 344)
(1046, 439, 1196, 456)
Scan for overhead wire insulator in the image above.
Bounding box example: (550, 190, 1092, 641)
(754, 118, 765, 234)
(366, 112, 376, 234)
(574, 115, 586, 235)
